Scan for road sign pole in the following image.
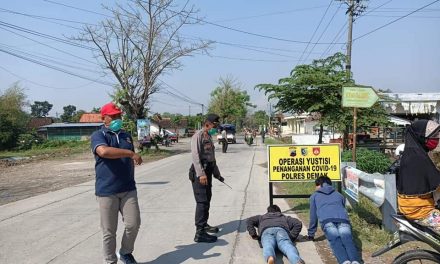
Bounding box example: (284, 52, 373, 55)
(352, 107, 357, 162)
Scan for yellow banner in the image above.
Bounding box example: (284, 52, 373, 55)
(267, 144, 341, 182)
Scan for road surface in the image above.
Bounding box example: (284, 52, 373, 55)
(0, 138, 323, 264)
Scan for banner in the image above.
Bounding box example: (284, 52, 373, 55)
(267, 144, 341, 182)
(136, 119, 150, 140)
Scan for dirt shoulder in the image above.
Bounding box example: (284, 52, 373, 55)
(0, 139, 191, 206)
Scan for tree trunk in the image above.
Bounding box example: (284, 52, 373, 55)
(318, 124, 324, 144)
(343, 128, 349, 150)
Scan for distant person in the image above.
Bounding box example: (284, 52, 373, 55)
(91, 102, 142, 264)
(261, 129, 266, 143)
(221, 128, 228, 153)
(397, 120, 440, 233)
(247, 204, 304, 264)
(189, 114, 223, 243)
(308, 176, 361, 264)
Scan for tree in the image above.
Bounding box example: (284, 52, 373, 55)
(71, 110, 86, 123)
(76, 0, 211, 119)
(30, 101, 53, 117)
(60, 105, 77, 122)
(208, 77, 255, 127)
(256, 52, 388, 145)
(0, 83, 29, 150)
(253, 110, 269, 127)
(91, 107, 101, 113)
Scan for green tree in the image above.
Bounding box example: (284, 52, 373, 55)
(30, 101, 53, 117)
(253, 110, 269, 127)
(170, 114, 183, 133)
(256, 52, 388, 145)
(0, 83, 29, 150)
(208, 77, 255, 127)
(71, 110, 86, 122)
(76, 0, 211, 120)
(60, 105, 77, 122)
(91, 107, 100, 113)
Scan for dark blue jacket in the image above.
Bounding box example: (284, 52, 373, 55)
(308, 183, 350, 237)
(91, 126, 136, 196)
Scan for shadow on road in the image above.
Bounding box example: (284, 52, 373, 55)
(140, 219, 246, 264)
(137, 181, 170, 185)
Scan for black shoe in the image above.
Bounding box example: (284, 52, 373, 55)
(118, 252, 138, 264)
(203, 224, 219, 233)
(194, 230, 217, 243)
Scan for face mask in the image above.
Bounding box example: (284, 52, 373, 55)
(426, 138, 439, 151)
(208, 128, 217, 136)
(109, 119, 123, 132)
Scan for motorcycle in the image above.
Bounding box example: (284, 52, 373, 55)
(372, 214, 440, 263)
(372, 143, 440, 263)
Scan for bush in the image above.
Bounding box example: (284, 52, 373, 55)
(16, 133, 42, 150)
(342, 148, 392, 174)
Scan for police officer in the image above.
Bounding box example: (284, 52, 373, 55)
(190, 114, 223, 243)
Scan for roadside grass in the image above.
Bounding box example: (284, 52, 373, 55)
(0, 140, 175, 162)
(0, 140, 90, 159)
(266, 139, 396, 261)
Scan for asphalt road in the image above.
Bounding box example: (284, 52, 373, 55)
(0, 137, 323, 264)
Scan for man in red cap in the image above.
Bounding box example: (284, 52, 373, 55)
(91, 102, 143, 264)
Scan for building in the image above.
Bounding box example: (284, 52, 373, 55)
(38, 123, 102, 140)
(382, 93, 440, 121)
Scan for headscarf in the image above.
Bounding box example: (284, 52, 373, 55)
(397, 120, 440, 195)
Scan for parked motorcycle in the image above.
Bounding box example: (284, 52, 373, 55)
(372, 214, 440, 263)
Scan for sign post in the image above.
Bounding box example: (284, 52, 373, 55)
(267, 144, 341, 205)
(342, 86, 379, 162)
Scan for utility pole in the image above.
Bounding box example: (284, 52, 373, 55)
(188, 105, 191, 117)
(201, 104, 204, 115)
(340, 0, 367, 162)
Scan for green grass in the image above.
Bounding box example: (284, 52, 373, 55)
(0, 140, 90, 159)
(268, 140, 393, 257)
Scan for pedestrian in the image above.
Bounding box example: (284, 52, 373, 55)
(247, 204, 305, 264)
(261, 129, 266, 143)
(91, 102, 142, 264)
(190, 113, 223, 243)
(307, 176, 361, 264)
(221, 128, 228, 153)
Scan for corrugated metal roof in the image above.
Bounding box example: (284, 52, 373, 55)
(41, 123, 103, 128)
(383, 93, 440, 101)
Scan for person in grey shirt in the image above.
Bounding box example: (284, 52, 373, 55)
(189, 113, 224, 243)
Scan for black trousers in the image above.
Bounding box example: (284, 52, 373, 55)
(221, 139, 228, 153)
(192, 164, 214, 229)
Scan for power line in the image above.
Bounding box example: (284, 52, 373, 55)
(0, 47, 113, 86)
(213, 4, 336, 23)
(320, 22, 347, 58)
(43, 0, 345, 45)
(296, 0, 334, 65)
(0, 43, 101, 74)
(354, 0, 440, 41)
(207, 54, 294, 63)
(303, 3, 343, 62)
(0, 20, 95, 51)
(0, 25, 98, 65)
(159, 80, 201, 105)
(0, 65, 99, 90)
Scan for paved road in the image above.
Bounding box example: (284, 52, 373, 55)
(0, 137, 323, 264)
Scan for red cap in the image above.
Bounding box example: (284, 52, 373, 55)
(100, 102, 122, 117)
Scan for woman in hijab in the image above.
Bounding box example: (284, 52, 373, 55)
(397, 119, 440, 232)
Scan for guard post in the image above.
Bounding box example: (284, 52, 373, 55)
(267, 144, 342, 205)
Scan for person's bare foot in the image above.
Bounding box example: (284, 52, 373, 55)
(267, 256, 275, 264)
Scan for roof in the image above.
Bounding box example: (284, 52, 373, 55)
(79, 113, 102, 123)
(28, 117, 54, 129)
(41, 123, 103, 128)
(382, 93, 440, 102)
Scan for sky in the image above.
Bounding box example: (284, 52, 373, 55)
(0, 0, 439, 117)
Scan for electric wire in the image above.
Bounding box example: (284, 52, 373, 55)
(354, 0, 440, 41)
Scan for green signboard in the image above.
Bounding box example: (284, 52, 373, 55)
(342, 87, 379, 108)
